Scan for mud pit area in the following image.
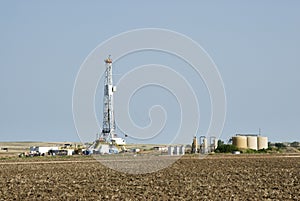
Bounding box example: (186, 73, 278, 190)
(0, 156, 299, 200)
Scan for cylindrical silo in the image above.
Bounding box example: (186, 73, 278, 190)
(193, 136, 198, 150)
(232, 136, 247, 149)
(168, 146, 174, 155)
(214, 139, 218, 150)
(257, 137, 268, 150)
(179, 145, 185, 155)
(247, 136, 258, 150)
(192, 136, 198, 153)
(199, 136, 208, 154)
(203, 138, 208, 154)
(203, 138, 208, 150)
(174, 146, 180, 155)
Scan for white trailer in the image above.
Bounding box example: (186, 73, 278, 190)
(30, 146, 59, 155)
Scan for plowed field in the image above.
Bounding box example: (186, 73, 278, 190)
(0, 155, 299, 200)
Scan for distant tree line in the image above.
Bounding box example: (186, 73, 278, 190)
(274, 143, 286, 149)
(215, 140, 239, 153)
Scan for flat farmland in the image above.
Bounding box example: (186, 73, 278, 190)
(0, 155, 299, 200)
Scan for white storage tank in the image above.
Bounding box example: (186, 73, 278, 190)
(247, 136, 258, 150)
(257, 136, 268, 150)
(200, 138, 208, 154)
(214, 138, 218, 150)
(168, 146, 174, 155)
(232, 136, 247, 149)
(179, 145, 185, 155)
(203, 138, 208, 149)
(174, 146, 180, 155)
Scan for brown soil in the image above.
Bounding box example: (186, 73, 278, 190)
(0, 155, 299, 200)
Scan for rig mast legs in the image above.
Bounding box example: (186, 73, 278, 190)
(100, 56, 117, 143)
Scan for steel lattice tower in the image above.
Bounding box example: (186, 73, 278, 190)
(100, 56, 117, 142)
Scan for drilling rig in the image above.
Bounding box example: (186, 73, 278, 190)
(90, 56, 125, 153)
(100, 55, 117, 143)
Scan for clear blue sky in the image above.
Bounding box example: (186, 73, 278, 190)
(0, 1, 299, 143)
